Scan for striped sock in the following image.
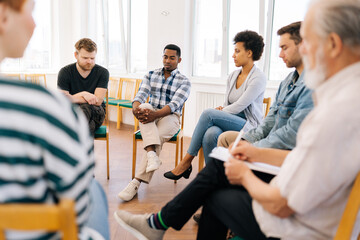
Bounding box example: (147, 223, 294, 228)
(147, 211, 169, 230)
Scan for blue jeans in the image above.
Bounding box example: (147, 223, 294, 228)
(187, 108, 246, 164)
(85, 179, 110, 240)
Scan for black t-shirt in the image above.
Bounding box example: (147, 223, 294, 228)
(57, 63, 109, 95)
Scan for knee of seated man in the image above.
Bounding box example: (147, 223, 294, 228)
(217, 131, 238, 148)
(139, 103, 153, 110)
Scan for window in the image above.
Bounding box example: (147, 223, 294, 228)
(267, 0, 311, 81)
(193, 0, 265, 79)
(88, 0, 107, 68)
(1, 0, 52, 72)
(193, 0, 223, 78)
(88, 0, 147, 75)
(107, 0, 128, 73)
(228, 0, 261, 74)
(130, 0, 148, 74)
(192, 0, 312, 83)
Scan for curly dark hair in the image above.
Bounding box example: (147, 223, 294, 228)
(233, 30, 264, 61)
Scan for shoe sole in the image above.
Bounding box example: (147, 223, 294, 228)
(117, 192, 137, 202)
(114, 212, 148, 240)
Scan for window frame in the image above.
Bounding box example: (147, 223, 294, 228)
(190, 0, 287, 87)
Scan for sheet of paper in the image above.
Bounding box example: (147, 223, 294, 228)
(209, 147, 280, 175)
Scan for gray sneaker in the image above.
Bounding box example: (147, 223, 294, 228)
(114, 210, 165, 240)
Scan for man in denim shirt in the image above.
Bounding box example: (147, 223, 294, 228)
(218, 21, 313, 151)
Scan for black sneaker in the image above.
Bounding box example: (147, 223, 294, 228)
(193, 213, 201, 224)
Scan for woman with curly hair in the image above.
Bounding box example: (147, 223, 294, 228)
(164, 30, 267, 180)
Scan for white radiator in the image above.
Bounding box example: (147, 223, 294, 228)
(196, 92, 225, 121)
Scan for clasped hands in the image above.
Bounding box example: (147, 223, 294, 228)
(83, 92, 98, 105)
(133, 107, 157, 124)
(224, 141, 259, 186)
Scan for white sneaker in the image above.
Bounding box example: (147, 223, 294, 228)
(145, 151, 161, 172)
(114, 210, 165, 240)
(118, 179, 140, 201)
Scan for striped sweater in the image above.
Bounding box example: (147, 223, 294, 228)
(0, 78, 95, 239)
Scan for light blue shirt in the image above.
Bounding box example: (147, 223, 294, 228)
(243, 70, 314, 150)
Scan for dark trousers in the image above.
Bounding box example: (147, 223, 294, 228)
(78, 103, 105, 136)
(161, 158, 278, 240)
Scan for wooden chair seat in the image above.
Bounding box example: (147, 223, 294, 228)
(107, 99, 131, 106)
(0, 199, 77, 240)
(94, 125, 107, 138)
(118, 101, 133, 108)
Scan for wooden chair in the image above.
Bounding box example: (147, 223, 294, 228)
(95, 91, 110, 179)
(262, 97, 271, 117)
(198, 97, 272, 172)
(116, 78, 140, 129)
(24, 73, 47, 87)
(0, 199, 77, 240)
(334, 172, 360, 240)
(108, 77, 120, 101)
(132, 104, 185, 182)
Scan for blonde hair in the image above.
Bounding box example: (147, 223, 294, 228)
(75, 38, 97, 53)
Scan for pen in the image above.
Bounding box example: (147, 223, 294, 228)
(231, 129, 244, 151)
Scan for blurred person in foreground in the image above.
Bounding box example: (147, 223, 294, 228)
(0, 0, 109, 239)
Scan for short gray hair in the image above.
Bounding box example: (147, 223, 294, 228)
(311, 0, 360, 50)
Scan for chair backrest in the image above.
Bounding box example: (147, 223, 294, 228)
(118, 78, 136, 100)
(0, 199, 78, 240)
(108, 77, 120, 99)
(24, 74, 47, 87)
(263, 97, 271, 117)
(135, 79, 142, 95)
(334, 172, 360, 240)
(180, 103, 185, 130)
(5, 73, 21, 80)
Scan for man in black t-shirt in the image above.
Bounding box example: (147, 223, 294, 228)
(58, 38, 109, 135)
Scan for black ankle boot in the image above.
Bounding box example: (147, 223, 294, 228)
(163, 165, 192, 180)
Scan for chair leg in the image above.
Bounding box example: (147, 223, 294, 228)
(132, 137, 137, 179)
(180, 136, 184, 160)
(174, 138, 180, 184)
(117, 106, 122, 129)
(106, 135, 110, 180)
(198, 147, 204, 172)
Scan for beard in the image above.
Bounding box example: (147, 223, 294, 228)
(78, 62, 95, 71)
(303, 48, 327, 90)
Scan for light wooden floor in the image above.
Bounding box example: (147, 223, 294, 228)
(94, 121, 201, 240)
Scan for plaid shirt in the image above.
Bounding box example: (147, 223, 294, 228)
(134, 68, 191, 114)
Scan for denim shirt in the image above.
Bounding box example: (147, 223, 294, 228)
(243, 71, 314, 150)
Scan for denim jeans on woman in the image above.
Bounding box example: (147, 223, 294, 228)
(187, 108, 246, 164)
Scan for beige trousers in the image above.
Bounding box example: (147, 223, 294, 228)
(135, 103, 180, 183)
(217, 131, 238, 148)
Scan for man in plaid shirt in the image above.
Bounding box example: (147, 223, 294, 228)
(118, 44, 191, 201)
